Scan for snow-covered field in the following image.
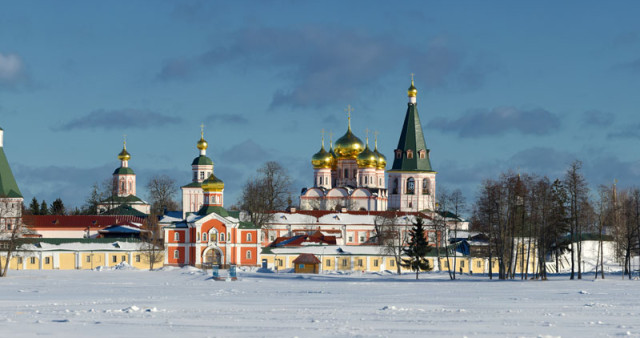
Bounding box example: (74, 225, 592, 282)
(1, 266, 639, 337)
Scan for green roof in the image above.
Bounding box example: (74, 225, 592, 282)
(101, 204, 148, 216)
(0, 147, 22, 198)
(113, 167, 135, 175)
(390, 102, 434, 172)
(101, 194, 146, 204)
(239, 221, 259, 229)
(182, 181, 202, 188)
(197, 205, 229, 217)
(192, 155, 213, 166)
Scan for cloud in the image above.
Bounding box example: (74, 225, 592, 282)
(612, 57, 640, 73)
(56, 109, 183, 131)
(157, 26, 494, 109)
(612, 32, 638, 48)
(0, 52, 31, 90)
(607, 123, 640, 140)
(220, 139, 273, 165)
(204, 113, 249, 125)
(582, 110, 614, 127)
(427, 106, 561, 138)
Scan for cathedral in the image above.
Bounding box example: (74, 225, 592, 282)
(0, 126, 23, 233)
(300, 78, 436, 212)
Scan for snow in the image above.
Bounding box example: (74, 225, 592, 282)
(1, 268, 639, 337)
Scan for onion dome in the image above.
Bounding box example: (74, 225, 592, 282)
(374, 141, 387, 170)
(334, 123, 364, 159)
(202, 173, 224, 191)
(408, 78, 417, 97)
(197, 136, 208, 150)
(311, 144, 334, 169)
(357, 143, 378, 168)
(117, 143, 131, 161)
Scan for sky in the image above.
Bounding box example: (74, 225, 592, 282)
(1, 1, 640, 212)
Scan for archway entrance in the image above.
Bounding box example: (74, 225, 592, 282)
(202, 246, 224, 268)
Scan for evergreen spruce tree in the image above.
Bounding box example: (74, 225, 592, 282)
(400, 217, 433, 280)
(50, 198, 66, 215)
(29, 197, 40, 215)
(40, 200, 49, 215)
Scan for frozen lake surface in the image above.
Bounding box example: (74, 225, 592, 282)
(1, 266, 639, 337)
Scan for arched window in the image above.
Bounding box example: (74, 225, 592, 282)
(393, 178, 399, 194)
(200, 172, 205, 180)
(174, 232, 180, 241)
(246, 233, 252, 242)
(406, 150, 414, 159)
(121, 181, 125, 191)
(344, 169, 348, 178)
(422, 179, 430, 195)
(220, 233, 225, 242)
(395, 149, 402, 159)
(407, 177, 415, 195)
(245, 250, 252, 259)
(419, 149, 426, 159)
(173, 250, 179, 259)
(202, 233, 207, 242)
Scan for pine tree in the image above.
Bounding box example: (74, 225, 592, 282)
(29, 197, 40, 215)
(400, 217, 433, 279)
(50, 198, 66, 215)
(40, 200, 49, 215)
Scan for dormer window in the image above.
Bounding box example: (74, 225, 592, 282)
(406, 150, 414, 159)
(395, 149, 402, 159)
(418, 150, 426, 159)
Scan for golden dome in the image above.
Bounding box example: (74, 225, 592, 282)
(117, 144, 131, 161)
(202, 173, 224, 192)
(311, 144, 334, 169)
(197, 136, 208, 150)
(408, 78, 417, 97)
(334, 126, 364, 159)
(357, 144, 378, 168)
(374, 144, 386, 170)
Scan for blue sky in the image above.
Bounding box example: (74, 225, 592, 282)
(1, 1, 640, 211)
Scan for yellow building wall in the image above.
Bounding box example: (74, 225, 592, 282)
(108, 253, 128, 266)
(41, 255, 54, 270)
(338, 257, 351, 271)
(7, 256, 22, 270)
(25, 256, 39, 270)
(59, 253, 76, 270)
(369, 257, 382, 272)
(131, 252, 165, 269)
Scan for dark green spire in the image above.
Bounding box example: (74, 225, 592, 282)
(0, 128, 23, 198)
(390, 102, 434, 172)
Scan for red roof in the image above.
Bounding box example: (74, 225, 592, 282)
(23, 215, 145, 230)
(293, 253, 321, 264)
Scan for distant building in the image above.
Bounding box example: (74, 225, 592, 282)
(0, 126, 23, 234)
(97, 140, 150, 215)
(181, 127, 215, 219)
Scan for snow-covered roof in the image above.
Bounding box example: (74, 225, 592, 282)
(21, 241, 146, 252)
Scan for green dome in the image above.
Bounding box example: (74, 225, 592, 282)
(192, 155, 213, 166)
(113, 167, 135, 175)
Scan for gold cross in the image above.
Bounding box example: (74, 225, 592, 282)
(200, 123, 205, 137)
(123, 134, 127, 147)
(365, 128, 370, 144)
(345, 104, 354, 128)
(321, 128, 325, 147)
(410, 73, 414, 82)
(374, 131, 379, 147)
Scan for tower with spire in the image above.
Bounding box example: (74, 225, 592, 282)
(181, 126, 215, 218)
(97, 138, 150, 215)
(300, 106, 388, 211)
(0, 126, 24, 232)
(387, 76, 437, 211)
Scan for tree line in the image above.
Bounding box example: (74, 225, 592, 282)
(471, 160, 639, 280)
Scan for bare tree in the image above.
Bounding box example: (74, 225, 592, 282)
(138, 212, 164, 270)
(0, 201, 32, 277)
(146, 175, 178, 214)
(564, 160, 589, 279)
(240, 161, 292, 229)
(374, 211, 409, 274)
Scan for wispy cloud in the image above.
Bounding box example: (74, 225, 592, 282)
(204, 113, 249, 125)
(0, 52, 32, 90)
(607, 123, 640, 140)
(612, 57, 640, 73)
(56, 109, 183, 131)
(428, 106, 561, 138)
(582, 110, 614, 127)
(157, 26, 494, 109)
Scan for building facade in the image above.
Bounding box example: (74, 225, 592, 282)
(181, 128, 214, 218)
(0, 126, 23, 236)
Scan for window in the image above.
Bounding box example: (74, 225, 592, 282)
(393, 178, 399, 194)
(419, 149, 426, 159)
(220, 233, 225, 242)
(136, 255, 141, 263)
(197, 232, 200, 241)
(407, 177, 415, 194)
(246, 251, 252, 259)
(422, 179, 429, 195)
(395, 149, 402, 159)
(344, 169, 348, 178)
(45, 257, 50, 264)
(348, 236, 353, 243)
(173, 250, 179, 259)
(390, 259, 395, 267)
(341, 259, 348, 267)
(353, 169, 357, 178)
(461, 260, 465, 268)
(203, 233, 207, 242)
(246, 233, 252, 242)
(359, 236, 364, 243)
(174, 232, 180, 241)
(7, 223, 12, 230)
(30, 257, 36, 264)
(373, 259, 379, 267)
(200, 172, 205, 180)
(406, 150, 414, 159)
(476, 261, 482, 268)
(357, 259, 363, 267)
(17, 257, 22, 264)
(193, 172, 197, 181)
(112, 256, 117, 263)
(86, 256, 91, 263)
(122, 255, 126, 262)
(299, 264, 305, 268)
(326, 259, 331, 267)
